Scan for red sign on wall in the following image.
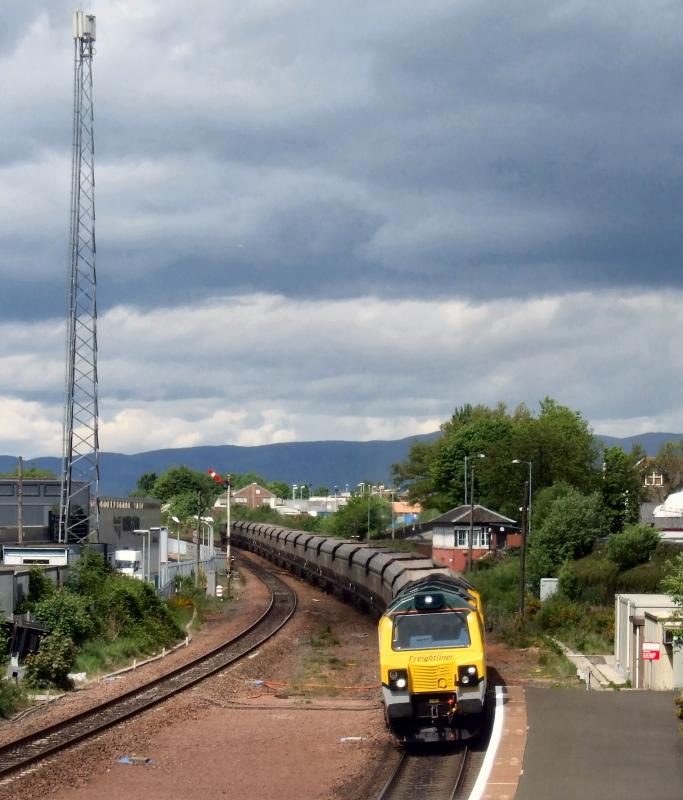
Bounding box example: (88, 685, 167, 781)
(642, 642, 660, 661)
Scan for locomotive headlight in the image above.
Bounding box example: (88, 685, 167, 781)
(457, 665, 479, 686)
(388, 669, 409, 691)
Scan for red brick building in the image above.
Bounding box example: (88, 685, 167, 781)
(232, 482, 275, 510)
(429, 504, 521, 573)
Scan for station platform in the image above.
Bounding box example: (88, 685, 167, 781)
(516, 687, 683, 800)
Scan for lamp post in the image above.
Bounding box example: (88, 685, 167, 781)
(225, 475, 232, 577)
(467, 456, 485, 572)
(171, 515, 181, 563)
(512, 459, 532, 615)
(464, 453, 485, 506)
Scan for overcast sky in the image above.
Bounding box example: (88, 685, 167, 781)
(2, 1, 683, 457)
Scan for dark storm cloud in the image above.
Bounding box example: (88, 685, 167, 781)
(4, 0, 683, 321)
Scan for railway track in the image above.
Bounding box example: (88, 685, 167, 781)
(0, 554, 296, 779)
(376, 747, 470, 800)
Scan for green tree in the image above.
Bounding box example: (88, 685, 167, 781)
(328, 495, 385, 540)
(168, 490, 211, 524)
(33, 588, 95, 644)
(152, 466, 220, 503)
(24, 630, 76, 688)
(132, 471, 158, 497)
(526, 488, 604, 590)
(661, 553, 683, 646)
(267, 480, 291, 499)
(27, 566, 54, 606)
(392, 439, 440, 507)
(606, 524, 660, 570)
(600, 447, 644, 535)
(0, 465, 56, 479)
(661, 552, 683, 611)
(392, 398, 598, 518)
(649, 441, 683, 501)
(68, 548, 112, 597)
(233, 471, 268, 490)
(520, 398, 597, 495)
(530, 481, 573, 532)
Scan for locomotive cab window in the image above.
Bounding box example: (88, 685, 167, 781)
(392, 612, 471, 650)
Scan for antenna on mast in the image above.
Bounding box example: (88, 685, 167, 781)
(59, 10, 99, 544)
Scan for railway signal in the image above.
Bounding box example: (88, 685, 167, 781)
(207, 469, 233, 577)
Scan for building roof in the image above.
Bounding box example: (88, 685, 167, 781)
(653, 490, 683, 517)
(393, 501, 422, 514)
(232, 482, 274, 498)
(428, 504, 518, 527)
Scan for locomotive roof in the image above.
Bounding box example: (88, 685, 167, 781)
(386, 576, 477, 615)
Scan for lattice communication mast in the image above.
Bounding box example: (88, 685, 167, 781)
(59, 11, 99, 544)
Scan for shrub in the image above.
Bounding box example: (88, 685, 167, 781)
(607, 525, 660, 570)
(24, 630, 76, 688)
(68, 548, 112, 596)
(33, 588, 95, 644)
(28, 566, 54, 605)
(95, 575, 181, 643)
(0, 682, 25, 718)
(526, 489, 604, 590)
(557, 563, 580, 600)
(616, 562, 667, 594)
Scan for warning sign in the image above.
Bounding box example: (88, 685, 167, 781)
(642, 642, 660, 661)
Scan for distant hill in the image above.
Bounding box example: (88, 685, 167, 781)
(0, 433, 441, 497)
(1, 430, 680, 497)
(595, 432, 683, 455)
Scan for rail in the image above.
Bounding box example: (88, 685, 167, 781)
(0, 554, 296, 779)
(376, 747, 469, 800)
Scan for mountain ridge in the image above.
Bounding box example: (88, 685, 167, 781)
(0, 431, 679, 497)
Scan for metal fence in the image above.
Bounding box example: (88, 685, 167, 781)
(159, 554, 226, 600)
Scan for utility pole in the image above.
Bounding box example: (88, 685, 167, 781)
(195, 490, 202, 588)
(467, 467, 475, 572)
(519, 480, 529, 616)
(467, 457, 485, 572)
(59, 11, 99, 544)
(17, 457, 23, 544)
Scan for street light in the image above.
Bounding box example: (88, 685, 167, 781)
(171, 516, 181, 563)
(467, 455, 486, 572)
(512, 459, 532, 615)
(464, 453, 486, 506)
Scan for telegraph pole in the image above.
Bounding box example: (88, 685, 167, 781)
(519, 480, 529, 616)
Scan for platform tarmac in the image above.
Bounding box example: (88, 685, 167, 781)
(516, 687, 683, 800)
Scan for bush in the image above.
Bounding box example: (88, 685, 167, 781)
(526, 488, 604, 590)
(95, 576, 181, 643)
(0, 682, 25, 718)
(28, 566, 54, 605)
(616, 562, 667, 593)
(24, 630, 76, 688)
(557, 563, 580, 600)
(33, 588, 95, 644)
(68, 548, 112, 596)
(607, 525, 660, 570)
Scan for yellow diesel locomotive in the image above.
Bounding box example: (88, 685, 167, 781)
(378, 575, 486, 743)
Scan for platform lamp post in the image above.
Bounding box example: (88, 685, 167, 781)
(512, 459, 532, 615)
(225, 474, 233, 577)
(467, 455, 485, 572)
(464, 453, 485, 506)
(171, 515, 181, 564)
